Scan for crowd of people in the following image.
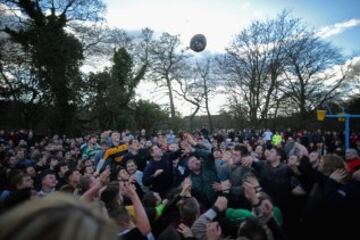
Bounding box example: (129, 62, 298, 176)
(0, 128, 359, 240)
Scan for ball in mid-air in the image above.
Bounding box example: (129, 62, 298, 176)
(190, 34, 207, 52)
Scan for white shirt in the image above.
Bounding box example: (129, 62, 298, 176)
(263, 131, 273, 141)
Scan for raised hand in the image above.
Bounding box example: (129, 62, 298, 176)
(180, 177, 192, 197)
(245, 176, 260, 187)
(119, 181, 137, 199)
(256, 199, 273, 223)
(241, 156, 253, 168)
(214, 196, 228, 212)
(128, 175, 136, 184)
(329, 169, 348, 183)
(243, 181, 259, 206)
(177, 223, 193, 238)
(206, 222, 222, 240)
(212, 182, 222, 192)
(153, 169, 164, 177)
(99, 168, 111, 186)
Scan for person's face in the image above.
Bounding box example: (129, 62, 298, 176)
(122, 135, 129, 143)
(89, 136, 97, 145)
(141, 129, 146, 135)
(130, 140, 140, 151)
(158, 140, 167, 150)
(19, 175, 34, 189)
(345, 150, 356, 160)
(50, 158, 58, 167)
(65, 151, 72, 160)
(145, 141, 152, 148)
(84, 160, 93, 167)
(152, 136, 159, 144)
(118, 169, 129, 181)
(151, 146, 163, 159)
(16, 150, 25, 160)
(69, 149, 76, 157)
(19, 139, 27, 145)
(169, 143, 179, 152)
(232, 151, 241, 164)
(172, 157, 180, 167)
(77, 137, 84, 145)
(223, 151, 232, 162)
(255, 145, 263, 157)
(213, 150, 222, 159)
(188, 157, 201, 172)
(56, 151, 63, 158)
(25, 166, 36, 177)
(43, 174, 57, 188)
(76, 161, 84, 171)
(126, 162, 137, 175)
(309, 152, 320, 165)
(9, 156, 18, 166)
(101, 143, 109, 151)
(85, 166, 94, 175)
(60, 165, 69, 175)
(75, 148, 81, 156)
(288, 155, 299, 165)
(111, 132, 120, 145)
(71, 171, 81, 184)
(266, 149, 279, 163)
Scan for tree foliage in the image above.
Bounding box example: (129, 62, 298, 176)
(0, 0, 106, 133)
(88, 48, 147, 129)
(132, 100, 169, 131)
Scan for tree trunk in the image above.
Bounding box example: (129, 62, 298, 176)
(189, 105, 200, 131)
(205, 96, 213, 133)
(203, 73, 214, 133)
(166, 77, 176, 118)
(299, 75, 307, 127)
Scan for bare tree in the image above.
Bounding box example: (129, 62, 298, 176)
(219, 11, 297, 125)
(174, 74, 204, 131)
(282, 32, 344, 121)
(149, 32, 189, 118)
(195, 57, 216, 132)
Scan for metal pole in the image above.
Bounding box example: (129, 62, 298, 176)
(345, 114, 350, 150)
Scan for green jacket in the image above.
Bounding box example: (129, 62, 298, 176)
(272, 134, 282, 146)
(226, 206, 283, 226)
(189, 149, 219, 206)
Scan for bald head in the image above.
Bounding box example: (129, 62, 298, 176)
(345, 149, 359, 161)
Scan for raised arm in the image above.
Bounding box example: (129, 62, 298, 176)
(81, 169, 110, 202)
(120, 181, 152, 236)
(191, 196, 227, 240)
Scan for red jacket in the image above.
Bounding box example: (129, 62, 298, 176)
(346, 158, 360, 174)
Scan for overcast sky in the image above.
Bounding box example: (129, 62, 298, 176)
(103, 0, 360, 116)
